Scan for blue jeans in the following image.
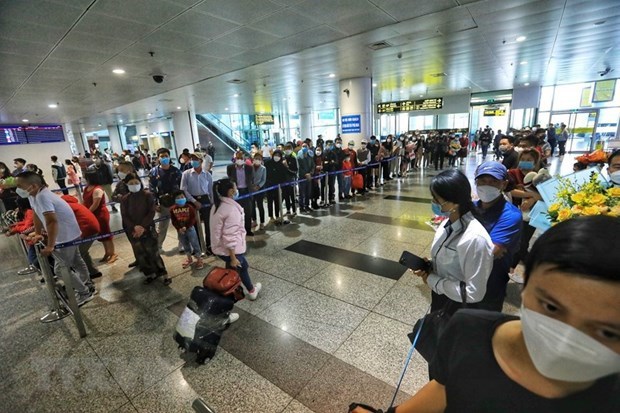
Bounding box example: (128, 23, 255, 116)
(343, 176, 351, 195)
(218, 254, 253, 291)
(178, 226, 201, 258)
(27, 244, 39, 268)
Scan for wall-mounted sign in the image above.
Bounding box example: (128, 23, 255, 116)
(1, 124, 65, 145)
(483, 107, 506, 117)
(592, 79, 616, 102)
(341, 115, 361, 134)
(580, 87, 592, 107)
(377, 97, 443, 113)
(255, 114, 274, 125)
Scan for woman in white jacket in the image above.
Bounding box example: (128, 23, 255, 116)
(210, 178, 261, 323)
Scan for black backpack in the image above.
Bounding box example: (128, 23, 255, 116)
(53, 164, 67, 179)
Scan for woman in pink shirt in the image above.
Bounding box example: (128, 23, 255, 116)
(210, 179, 261, 322)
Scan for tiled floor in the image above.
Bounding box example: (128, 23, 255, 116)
(0, 153, 575, 412)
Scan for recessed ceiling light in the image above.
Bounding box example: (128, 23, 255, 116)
(372, 83, 377, 87)
(524, 82, 530, 86)
(233, 93, 239, 97)
(147, 113, 152, 116)
(400, 90, 404, 93)
(176, 106, 182, 110)
(119, 119, 123, 123)
(283, 97, 287, 101)
(48, 103, 58, 108)
(419, 94, 424, 97)
(516, 36, 527, 42)
(22, 119, 28, 122)
(98, 123, 102, 127)
(112, 68, 125, 74)
(328, 73, 336, 78)
(520, 61, 528, 65)
(225, 107, 229, 111)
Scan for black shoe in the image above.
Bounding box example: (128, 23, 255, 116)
(128, 261, 137, 268)
(90, 272, 103, 279)
(247, 231, 255, 236)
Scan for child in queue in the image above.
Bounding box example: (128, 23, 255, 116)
(170, 190, 203, 270)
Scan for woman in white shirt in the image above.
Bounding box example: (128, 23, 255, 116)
(415, 169, 494, 312)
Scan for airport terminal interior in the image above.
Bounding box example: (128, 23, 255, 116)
(1, 0, 620, 412)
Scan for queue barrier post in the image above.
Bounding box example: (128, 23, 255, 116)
(52, 252, 88, 338)
(194, 205, 207, 255)
(35, 243, 71, 323)
(277, 184, 284, 221)
(74, 182, 84, 203)
(192, 398, 216, 413)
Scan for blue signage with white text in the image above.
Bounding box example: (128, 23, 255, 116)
(341, 115, 361, 134)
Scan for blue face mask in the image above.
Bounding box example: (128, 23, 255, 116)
(232, 190, 239, 200)
(160, 157, 170, 165)
(431, 201, 451, 217)
(302, 147, 308, 153)
(191, 160, 201, 168)
(175, 198, 186, 206)
(519, 160, 534, 170)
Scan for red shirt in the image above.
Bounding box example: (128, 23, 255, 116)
(170, 204, 197, 230)
(342, 160, 353, 177)
(61, 195, 100, 237)
(10, 209, 34, 235)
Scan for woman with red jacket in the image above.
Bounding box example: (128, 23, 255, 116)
(5, 197, 39, 275)
(62, 195, 102, 280)
(83, 170, 117, 264)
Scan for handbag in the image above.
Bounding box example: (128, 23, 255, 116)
(352, 173, 364, 190)
(407, 282, 467, 363)
(203, 267, 245, 301)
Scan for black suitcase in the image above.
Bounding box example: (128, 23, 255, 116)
(174, 286, 235, 364)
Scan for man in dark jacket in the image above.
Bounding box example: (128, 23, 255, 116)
(499, 136, 519, 170)
(149, 148, 182, 250)
(264, 150, 295, 224)
(297, 143, 314, 212)
(226, 152, 254, 234)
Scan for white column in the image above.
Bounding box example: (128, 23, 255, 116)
(107, 125, 123, 152)
(300, 113, 312, 141)
(339, 77, 372, 146)
(172, 110, 199, 153)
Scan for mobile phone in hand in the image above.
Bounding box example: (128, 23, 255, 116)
(399, 251, 431, 272)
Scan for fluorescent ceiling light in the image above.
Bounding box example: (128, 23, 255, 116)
(524, 82, 530, 86)
(516, 36, 527, 42)
(22, 119, 28, 122)
(112, 68, 125, 74)
(520, 61, 528, 65)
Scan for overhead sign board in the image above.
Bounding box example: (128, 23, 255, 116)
(341, 115, 361, 134)
(255, 114, 274, 125)
(483, 107, 506, 117)
(592, 79, 616, 102)
(377, 97, 443, 113)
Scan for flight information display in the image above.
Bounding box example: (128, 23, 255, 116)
(0, 124, 65, 145)
(377, 97, 444, 113)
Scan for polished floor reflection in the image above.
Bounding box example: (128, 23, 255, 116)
(1, 153, 575, 412)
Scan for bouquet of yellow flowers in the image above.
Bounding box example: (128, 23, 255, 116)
(547, 171, 620, 223)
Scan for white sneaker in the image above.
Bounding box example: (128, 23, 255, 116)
(227, 313, 240, 324)
(247, 283, 262, 301)
(18, 265, 38, 275)
(509, 271, 525, 284)
(259, 223, 265, 230)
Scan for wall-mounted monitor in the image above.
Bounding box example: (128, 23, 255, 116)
(0, 124, 65, 145)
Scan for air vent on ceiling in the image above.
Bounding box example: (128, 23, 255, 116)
(318, 90, 331, 94)
(368, 41, 392, 50)
(227, 79, 245, 84)
(158, 98, 173, 102)
(430, 72, 448, 78)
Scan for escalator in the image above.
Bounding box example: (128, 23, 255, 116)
(195, 114, 251, 162)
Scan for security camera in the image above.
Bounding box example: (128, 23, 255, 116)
(397, 52, 402, 59)
(152, 75, 165, 83)
(343, 88, 350, 97)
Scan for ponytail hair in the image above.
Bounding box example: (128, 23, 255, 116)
(213, 178, 235, 211)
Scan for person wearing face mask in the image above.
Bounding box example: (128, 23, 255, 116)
(356, 140, 371, 195)
(353, 215, 620, 413)
(312, 146, 326, 208)
(508, 148, 542, 206)
(607, 149, 620, 187)
(149, 148, 182, 252)
(181, 152, 214, 255)
(251, 153, 267, 229)
(366, 136, 380, 189)
(414, 169, 494, 318)
(473, 162, 522, 311)
(227, 152, 255, 235)
(210, 178, 261, 325)
(264, 149, 294, 225)
(333, 137, 347, 200)
(323, 140, 339, 204)
(297, 143, 315, 212)
(282, 143, 298, 217)
(170, 190, 203, 270)
(546, 123, 558, 157)
(15, 171, 95, 306)
(557, 122, 569, 156)
(88, 155, 117, 212)
(12, 158, 27, 177)
(121, 174, 170, 285)
(380, 135, 393, 183)
(261, 139, 273, 160)
(499, 135, 519, 170)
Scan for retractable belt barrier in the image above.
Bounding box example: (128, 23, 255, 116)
(51, 157, 397, 250)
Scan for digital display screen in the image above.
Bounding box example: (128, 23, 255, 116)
(377, 98, 443, 113)
(0, 124, 65, 145)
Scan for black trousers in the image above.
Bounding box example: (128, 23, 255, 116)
(56, 179, 69, 195)
(282, 184, 296, 213)
(237, 188, 253, 232)
(433, 151, 445, 170)
(130, 227, 167, 277)
(266, 187, 280, 218)
(252, 191, 265, 224)
(558, 140, 567, 155)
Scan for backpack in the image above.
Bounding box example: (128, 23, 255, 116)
(203, 267, 244, 301)
(53, 164, 67, 179)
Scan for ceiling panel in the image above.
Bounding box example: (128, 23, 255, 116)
(195, 0, 282, 25)
(72, 13, 156, 41)
(89, 0, 187, 25)
(248, 9, 319, 38)
(193, 41, 248, 59)
(216, 27, 280, 49)
(163, 11, 238, 39)
(369, 0, 458, 21)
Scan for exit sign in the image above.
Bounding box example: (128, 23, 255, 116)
(486, 99, 495, 104)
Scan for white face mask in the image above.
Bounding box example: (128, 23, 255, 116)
(117, 172, 127, 180)
(236, 159, 244, 166)
(16, 187, 30, 198)
(273, 156, 281, 162)
(609, 170, 620, 185)
(476, 185, 502, 203)
(514, 147, 524, 153)
(253, 160, 261, 166)
(521, 305, 620, 382)
(128, 184, 141, 193)
(315, 151, 322, 156)
(335, 143, 342, 148)
(284, 150, 292, 155)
